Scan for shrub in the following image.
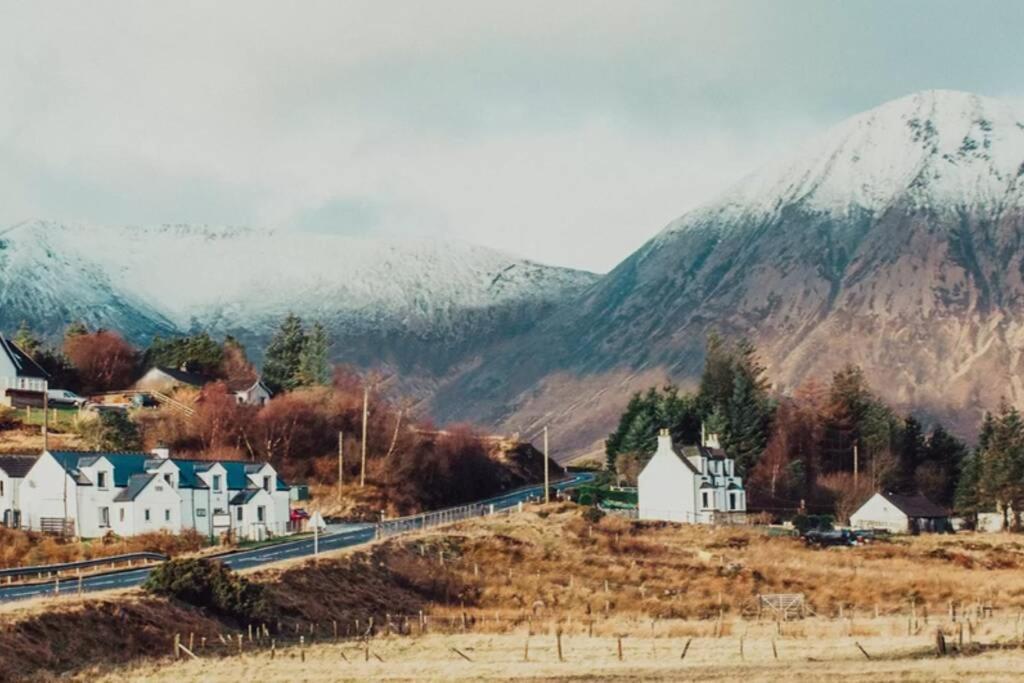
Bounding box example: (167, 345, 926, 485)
(582, 505, 605, 524)
(143, 558, 270, 623)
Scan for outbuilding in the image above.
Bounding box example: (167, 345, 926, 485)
(849, 492, 950, 534)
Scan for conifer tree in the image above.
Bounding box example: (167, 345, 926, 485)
(262, 314, 307, 393)
(297, 322, 330, 387)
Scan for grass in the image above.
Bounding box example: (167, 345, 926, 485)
(88, 628, 1024, 682)
(10, 503, 1024, 681)
(12, 406, 81, 429)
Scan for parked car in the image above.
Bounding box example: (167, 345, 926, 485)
(46, 389, 88, 407)
(803, 529, 855, 548)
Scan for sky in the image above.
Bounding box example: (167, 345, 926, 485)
(1, 1, 1023, 273)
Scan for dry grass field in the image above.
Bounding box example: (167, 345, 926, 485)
(92, 626, 1024, 682)
(11, 504, 1024, 681)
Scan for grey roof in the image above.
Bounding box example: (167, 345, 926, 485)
(880, 492, 948, 518)
(150, 366, 207, 387)
(0, 335, 49, 380)
(114, 473, 158, 502)
(230, 489, 263, 505)
(0, 455, 37, 478)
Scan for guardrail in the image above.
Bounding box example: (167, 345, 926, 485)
(0, 552, 169, 584)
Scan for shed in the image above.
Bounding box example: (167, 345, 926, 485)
(849, 492, 950, 534)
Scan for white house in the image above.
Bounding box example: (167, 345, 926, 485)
(0, 334, 48, 407)
(225, 377, 273, 407)
(18, 448, 292, 540)
(849, 492, 950, 534)
(638, 428, 747, 524)
(0, 455, 37, 528)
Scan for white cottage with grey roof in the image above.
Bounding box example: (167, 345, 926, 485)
(18, 448, 292, 540)
(0, 334, 48, 407)
(638, 429, 747, 524)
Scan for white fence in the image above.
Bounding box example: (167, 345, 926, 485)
(608, 507, 748, 525)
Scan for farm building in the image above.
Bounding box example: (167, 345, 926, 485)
(638, 428, 746, 524)
(849, 492, 950, 534)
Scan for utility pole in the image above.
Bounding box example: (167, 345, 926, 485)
(853, 443, 859, 488)
(360, 385, 369, 488)
(543, 426, 550, 504)
(338, 431, 344, 493)
(42, 380, 49, 453)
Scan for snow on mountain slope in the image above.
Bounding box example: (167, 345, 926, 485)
(0, 220, 598, 352)
(659, 90, 1024, 242)
(433, 90, 1024, 454)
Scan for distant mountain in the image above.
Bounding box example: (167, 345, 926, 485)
(0, 221, 599, 376)
(431, 90, 1024, 456)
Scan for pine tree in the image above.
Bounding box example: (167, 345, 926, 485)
(296, 322, 330, 387)
(262, 314, 307, 393)
(895, 416, 925, 493)
(696, 330, 735, 417)
(723, 372, 769, 475)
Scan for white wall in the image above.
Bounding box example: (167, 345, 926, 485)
(850, 493, 910, 533)
(19, 453, 80, 532)
(638, 438, 697, 523)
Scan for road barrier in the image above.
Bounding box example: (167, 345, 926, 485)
(0, 551, 169, 585)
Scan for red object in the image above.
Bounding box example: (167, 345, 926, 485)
(290, 508, 310, 522)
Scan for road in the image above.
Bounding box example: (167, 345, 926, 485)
(0, 472, 593, 603)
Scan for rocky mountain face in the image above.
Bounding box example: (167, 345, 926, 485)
(431, 91, 1024, 457)
(0, 221, 598, 378)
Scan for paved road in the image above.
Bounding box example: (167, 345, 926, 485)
(0, 472, 593, 603)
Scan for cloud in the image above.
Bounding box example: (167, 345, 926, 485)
(1, 1, 1022, 271)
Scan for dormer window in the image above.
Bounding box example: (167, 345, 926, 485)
(212, 474, 222, 492)
(97, 471, 107, 489)
(263, 475, 271, 492)
(164, 473, 173, 486)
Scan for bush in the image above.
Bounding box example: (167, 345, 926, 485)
(143, 558, 270, 623)
(792, 514, 834, 534)
(582, 505, 605, 524)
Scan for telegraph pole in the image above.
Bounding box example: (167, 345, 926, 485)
(360, 385, 369, 488)
(853, 443, 859, 488)
(42, 380, 49, 453)
(543, 426, 550, 504)
(338, 431, 344, 492)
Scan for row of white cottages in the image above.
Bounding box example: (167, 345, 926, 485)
(0, 449, 292, 540)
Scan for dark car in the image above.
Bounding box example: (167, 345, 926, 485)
(803, 529, 855, 547)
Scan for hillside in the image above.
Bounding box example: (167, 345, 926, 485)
(433, 90, 1024, 454)
(6, 506, 1024, 681)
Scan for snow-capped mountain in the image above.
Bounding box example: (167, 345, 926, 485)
(433, 90, 1024, 454)
(0, 221, 598, 372)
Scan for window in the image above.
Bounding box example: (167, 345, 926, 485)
(0, 480, 4, 497)
(97, 471, 107, 489)
(164, 473, 173, 486)
(99, 507, 110, 527)
(257, 506, 266, 523)
(263, 476, 271, 492)
(119, 508, 125, 522)
(144, 509, 151, 522)
(236, 507, 244, 522)
(729, 493, 737, 511)
(196, 508, 207, 518)
(164, 509, 171, 522)
(212, 475, 222, 492)
(701, 492, 711, 509)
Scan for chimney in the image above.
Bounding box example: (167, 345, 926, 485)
(657, 428, 673, 452)
(151, 444, 171, 460)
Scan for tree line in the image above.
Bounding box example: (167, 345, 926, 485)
(605, 332, 996, 524)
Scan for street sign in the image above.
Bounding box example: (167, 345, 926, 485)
(310, 511, 327, 530)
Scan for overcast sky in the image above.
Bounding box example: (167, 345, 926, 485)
(2, 1, 1023, 272)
